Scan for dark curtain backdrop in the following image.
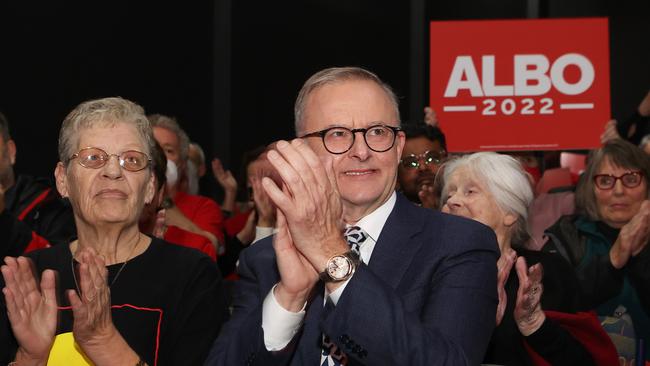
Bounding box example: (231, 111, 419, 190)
(0, 1, 214, 179)
(0, 1, 648, 201)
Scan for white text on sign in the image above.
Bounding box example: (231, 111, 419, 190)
(443, 54, 595, 116)
(444, 54, 595, 97)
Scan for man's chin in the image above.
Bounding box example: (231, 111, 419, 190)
(340, 188, 391, 211)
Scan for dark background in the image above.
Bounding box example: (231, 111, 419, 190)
(1, 0, 648, 199)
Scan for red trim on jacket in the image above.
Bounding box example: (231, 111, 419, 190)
(18, 188, 53, 253)
(524, 310, 619, 366)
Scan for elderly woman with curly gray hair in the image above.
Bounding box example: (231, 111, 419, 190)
(1, 97, 227, 366)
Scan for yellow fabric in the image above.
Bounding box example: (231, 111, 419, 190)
(47, 332, 93, 365)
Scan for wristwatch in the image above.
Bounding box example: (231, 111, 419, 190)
(319, 250, 360, 283)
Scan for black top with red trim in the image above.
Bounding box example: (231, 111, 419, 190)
(0, 175, 75, 257)
(0, 237, 228, 365)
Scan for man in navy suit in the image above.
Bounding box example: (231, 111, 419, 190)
(206, 67, 499, 365)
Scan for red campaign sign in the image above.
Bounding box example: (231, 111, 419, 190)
(430, 18, 610, 152)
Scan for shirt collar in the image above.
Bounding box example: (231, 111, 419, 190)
(349, 191, 396, 243)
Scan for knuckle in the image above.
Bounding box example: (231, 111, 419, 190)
(287, 174, 301, 186)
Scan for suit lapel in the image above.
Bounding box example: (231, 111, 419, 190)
(294, 194, 426, 363)
(367, 193, 425, 290)
(295, 281, 325, 365)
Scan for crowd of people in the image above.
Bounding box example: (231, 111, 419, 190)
(0, 67, 649, 365)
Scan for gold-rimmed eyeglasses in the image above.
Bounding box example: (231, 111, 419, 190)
(400, 150, 446, 169)
(69, 147, 151, 172)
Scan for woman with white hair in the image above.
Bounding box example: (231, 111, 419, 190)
(441, 152, 606, 365)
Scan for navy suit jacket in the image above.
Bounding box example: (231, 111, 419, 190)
(206, 193, 499, 365)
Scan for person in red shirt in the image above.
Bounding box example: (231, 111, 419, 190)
(139, 142, 216, 260)
(148, 114, 225, 249)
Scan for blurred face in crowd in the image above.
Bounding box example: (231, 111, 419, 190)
(594, 158, 648, 228)
(301, 79, 404, 221)
(153, 126, 183, 171)
(246, 156, 280, 201)
(247, 156, 280, 185)
(442, 166, 515, 247)
(398, 136, 444, 203)
(56, 122, 155, 227)
(0, 135, 16, 190)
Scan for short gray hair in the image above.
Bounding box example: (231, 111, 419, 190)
(441, 152, 534, 248)
(293, 67, 400, 135)
(58, 97, 155, 166)
(576, 139, 650, 220)
(148, 114, 190, 162)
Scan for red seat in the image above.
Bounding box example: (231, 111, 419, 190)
(536, 167, 573, 195)
(560, 152, 587, 176)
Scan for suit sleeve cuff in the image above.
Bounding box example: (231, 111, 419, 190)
(262, 284, 306, 351)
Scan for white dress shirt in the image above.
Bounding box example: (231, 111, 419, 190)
(253, 226, 277, 245)
(262, 192, 397, 351)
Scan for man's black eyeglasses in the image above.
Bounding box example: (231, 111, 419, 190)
(300, 124, 401, 154)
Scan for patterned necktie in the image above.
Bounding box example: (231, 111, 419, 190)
(344, 226, 368, 257)
(320, 226, 368, 366)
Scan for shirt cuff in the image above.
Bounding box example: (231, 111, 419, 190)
(327, 275, 353, 305)
(253, 226, 276, 244)
(262, 284, 306, 351)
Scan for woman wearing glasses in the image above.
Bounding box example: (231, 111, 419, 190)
(544, 139, 650, 360)
(0, 97, 227, 365)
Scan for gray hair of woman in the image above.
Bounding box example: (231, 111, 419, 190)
(58, 97, 156, 166)
(576, 139, 650, 220)
(441, 152, 534, 248)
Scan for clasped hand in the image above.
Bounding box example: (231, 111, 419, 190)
(495, 251, 545, 336)
(611, 200, 650, 269)
(261, 139, 349, 310)
(1, 248, 118, 364)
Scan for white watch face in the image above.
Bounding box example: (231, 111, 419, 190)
(327, 256, 351, 280)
